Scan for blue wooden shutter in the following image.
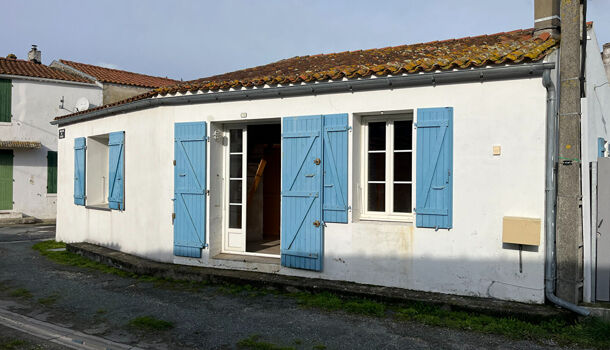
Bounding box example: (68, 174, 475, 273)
(108, 131, 125, 210)
(415, 107, 453, 229)
(281, 115, 324, 271)
(322, 114, 349, 223)
(174, 122, 207, 258)
(74, 137, 86, 206)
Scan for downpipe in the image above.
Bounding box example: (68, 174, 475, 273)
(543, 69, 591, 316)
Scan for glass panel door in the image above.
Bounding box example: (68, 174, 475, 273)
(225, 127, 247, 252)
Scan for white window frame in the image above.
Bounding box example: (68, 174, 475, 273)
(361, 114, 414, 222)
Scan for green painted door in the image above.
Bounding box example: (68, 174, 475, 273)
(0, 150, 13, 210)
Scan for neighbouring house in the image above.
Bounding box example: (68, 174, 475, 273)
(50, 60, 179, 104)
(52, 2, 610, 307)
(0, 47, 102, 220)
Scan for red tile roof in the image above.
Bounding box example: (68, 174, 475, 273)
(55, 27, 558, 121)
(59, 60, 179, 88)
(0, 57, 93, 83)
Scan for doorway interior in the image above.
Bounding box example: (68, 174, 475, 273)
(225, 123, 281, 256)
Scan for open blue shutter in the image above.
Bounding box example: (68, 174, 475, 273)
(322, 114, 349, 223)
(174, 122, 207, 258)
(416, 107, 453, 229)
(108, 131, 125, 210)
(281, 115, 324, 271)
(74, 137, 86, 206)
(598, 137, 606, 158)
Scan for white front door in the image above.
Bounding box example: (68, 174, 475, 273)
(225, 126, 247, 252)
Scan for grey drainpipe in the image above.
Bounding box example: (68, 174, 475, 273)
(542, 69, 591, 316)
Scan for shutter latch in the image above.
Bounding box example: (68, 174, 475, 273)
(172, 212, 176, 223)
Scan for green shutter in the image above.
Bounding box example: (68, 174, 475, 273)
(0, 79, 11, 123)
(0, 150, 13, 210)
(47, 151, 57, 194)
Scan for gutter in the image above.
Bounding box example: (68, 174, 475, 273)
(52, 62, 555, 126)
(542, 69, 591, 316)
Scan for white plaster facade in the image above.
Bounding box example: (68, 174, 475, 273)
(1, 77, 101, 219)
(580, 26, 610, 302)
(56, 73, 550, 303)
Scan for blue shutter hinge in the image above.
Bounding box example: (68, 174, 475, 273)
(203, 243, 209, 248)
(347, 126, 352, 130)
(347, 205, 352, 211)
(203, 136, 209, 141)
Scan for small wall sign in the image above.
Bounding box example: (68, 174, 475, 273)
(59, 128, 65, 139)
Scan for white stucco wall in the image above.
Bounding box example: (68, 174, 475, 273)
(2, 78, 101, 219)
(56, 76, 548, 303)
(581, 26, 610, 302)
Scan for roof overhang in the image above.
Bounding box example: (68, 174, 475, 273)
(0, 141, 42, 149)
(52, 62, 556, 126)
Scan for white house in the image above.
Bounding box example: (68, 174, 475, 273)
(0, 48, 102, 220)
(52, 12, 610, 307)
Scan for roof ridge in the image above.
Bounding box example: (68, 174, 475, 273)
(59, 59, 177, 81)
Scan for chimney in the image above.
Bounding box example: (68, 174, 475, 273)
(28, 45, 41, 64)
(602, 43, 610, 81)
(534, 0, 560, 37)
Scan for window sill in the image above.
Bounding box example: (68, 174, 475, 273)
(46, 193, 57, 197)
(359, 214, 414, 223)
(85, 204, 110, 211)
(0, 122, 12, 126)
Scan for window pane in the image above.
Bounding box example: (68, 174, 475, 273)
(230, 129, 242, 152)
(368, 153, 385, 181)
(367, 184, 385, 212)
(393, 184, 412, 213)
(368, 122, 385, 151)
(394, 120, 412, 150)
(229, 205, 242, 229)
(230, 155, 242, 178)
(229, 180, 242, 203)
(394, 152, 412, 181)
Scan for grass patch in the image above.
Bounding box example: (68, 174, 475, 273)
(394, 302, 610, 349)
(237, 335, 294, 350)
(0, 339, 27, 350)
(295, 291, 386, 317)
(9, 288, 31, 299)
(32, 241, 135, 278)
(37, 294, 59, 306)
(128, 316, 174, 331)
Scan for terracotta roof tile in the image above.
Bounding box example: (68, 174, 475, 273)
(55, 27, 559, 121)
(0, 58, 93, 83)
(59, 60, 179, 88)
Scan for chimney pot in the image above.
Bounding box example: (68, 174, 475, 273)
(28, 45, 41, 64)
(534, 0, 560, 37)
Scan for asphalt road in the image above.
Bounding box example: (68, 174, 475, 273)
(0, 224, 574, 350)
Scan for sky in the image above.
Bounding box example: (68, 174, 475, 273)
(2, 0, 609, 82)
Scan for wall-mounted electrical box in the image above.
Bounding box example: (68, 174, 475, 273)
(502, 216, 541, 246)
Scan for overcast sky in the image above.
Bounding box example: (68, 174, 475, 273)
(2, 0, 609, 81)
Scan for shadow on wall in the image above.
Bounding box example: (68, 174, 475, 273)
(57, 238, 554, 303)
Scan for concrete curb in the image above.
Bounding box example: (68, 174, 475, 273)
(67, 242, 571, 322)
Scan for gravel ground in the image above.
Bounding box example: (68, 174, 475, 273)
(0, 225, 575, 350)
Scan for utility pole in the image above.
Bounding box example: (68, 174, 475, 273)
(556, 0, 584, 304)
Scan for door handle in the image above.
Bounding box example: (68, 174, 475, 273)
(314, 158, 321, 165)
(313, 220, 321, 227)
